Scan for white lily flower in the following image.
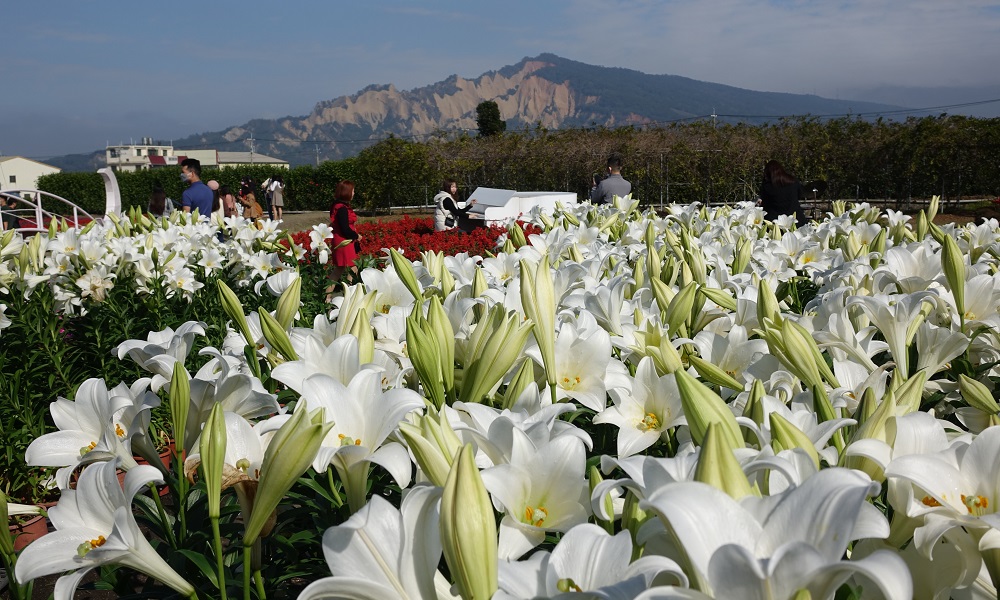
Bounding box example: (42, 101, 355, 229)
(299, 371, 424, 512)
(595, 357, 685, 458)
(298, 486, 458, 600)
(14, 461, 195, 599)
(495, 523, 687, 600)
(24, 378, 139, 488)
(641, 468, 910, 600)
(481, 435, 591, 560)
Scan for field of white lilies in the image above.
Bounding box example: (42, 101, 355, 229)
(3, 196, 1000, 600)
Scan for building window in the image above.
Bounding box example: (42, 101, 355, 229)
(135, 149, 142, 156)
(8, 176, 14, 184)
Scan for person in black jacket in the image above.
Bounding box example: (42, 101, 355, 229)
(759, 160, 807, 226)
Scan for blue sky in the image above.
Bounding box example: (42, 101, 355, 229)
(4, 0, 1000, 157)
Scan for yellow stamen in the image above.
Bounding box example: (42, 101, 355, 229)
(921, 496, 942, 507)
(524, 505, 548, 527)
(638, 412, 661, 431)
(962, 494, 990, 515)
(115, 423, 126, 438)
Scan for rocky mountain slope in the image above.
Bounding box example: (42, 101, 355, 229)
(50, 53, 904, 170)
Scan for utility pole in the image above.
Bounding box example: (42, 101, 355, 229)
(249, 133, 255, 165)
(315, 143, 321, 166)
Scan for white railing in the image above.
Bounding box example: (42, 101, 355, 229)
(0, 168, 122, 233)
(0, 189, 96, 233)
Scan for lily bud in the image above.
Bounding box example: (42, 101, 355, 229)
(390, 248, 423, 303)
(502, 358, 536, 410)
(927, 195, 940, 223)
(700, 286, 737, 312)
(695, 423, 755, 499)
(169, 362, 191, 459)
(200, 403, 227, 519)
(893, 370, 928, 415)
(756, 278, 782, 327)
(427, 296, 456, 396)
(780, 319, 822, 390)
(941, 234, 966, 323)
(664, 281, 697, 337)
(507, 223, 528, 248)
(441, 444, 498, 600)
(649, 336, 684, 376)
(406, 308, 445, 408)
(274, 274, 302, 329)
(259, 309, 298, 362)
(461, 306, 534, 405)
(675, 369, 744, 450)
(649, 276, 675, 316)
(730, 238, 750, 275)
(689, 354, 743, 393)
(399, 407, 462, 487)
(217, 280, 255, 348)
(245, 407, 330, 546)
(770, 413, 821, 469)
(350, 307, 375, 364)
(959, 374, 1000, 416)
(519, 257, 557, 388)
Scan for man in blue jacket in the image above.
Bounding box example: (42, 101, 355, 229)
(180, 158, 213, 217)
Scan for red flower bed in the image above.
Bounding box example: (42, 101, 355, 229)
(284, 216, 541, 261)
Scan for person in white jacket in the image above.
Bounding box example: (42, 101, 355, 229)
(433, 179, 477, 232)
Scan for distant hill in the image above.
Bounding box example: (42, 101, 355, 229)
(48, 53, 905, 171)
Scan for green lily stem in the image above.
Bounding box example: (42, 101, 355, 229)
(254, 569, 266, 600)
(1, 548, 31, 600)
(211, 516, 228, 600)
(243, 544, 252, 600)
(326, 469, 344, 508)
(149, 483, 178, 548)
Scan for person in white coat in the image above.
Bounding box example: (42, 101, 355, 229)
(433, 179, 477, 232)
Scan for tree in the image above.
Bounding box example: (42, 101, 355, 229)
(476, 101, 507, 137)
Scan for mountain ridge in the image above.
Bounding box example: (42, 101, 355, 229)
(47, 53, 908, 171)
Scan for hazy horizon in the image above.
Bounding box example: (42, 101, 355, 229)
(4, 1, 1000, 159)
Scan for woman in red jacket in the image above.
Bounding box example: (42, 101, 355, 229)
(329, 180, 363, 287)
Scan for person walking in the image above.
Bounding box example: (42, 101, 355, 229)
(433, 179, 477, 232)
(590, 152, 631, 205)
(759, 160, 807, 226)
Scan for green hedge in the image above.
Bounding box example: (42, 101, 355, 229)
(38, 115, 1000, 215)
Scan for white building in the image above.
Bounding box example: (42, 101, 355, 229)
(172, 150, 289, 169)
(0, 156, 62, 191)
(106, 138, 177, 172)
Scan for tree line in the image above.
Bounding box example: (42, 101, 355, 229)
(37, 114, 1000, 216)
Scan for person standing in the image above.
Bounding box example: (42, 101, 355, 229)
(219, 186, 239, 218)
(433, 179, 477, 232)
(147, 185, 174, 217)
(270, 175, 285, 221)
(180, 158, 213, 217)
(329, 180, 362, 286)
(590, 152, 631, 205)
(759, 160, 807, 226)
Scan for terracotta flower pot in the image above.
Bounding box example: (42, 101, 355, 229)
(9, 514, 49, 551)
